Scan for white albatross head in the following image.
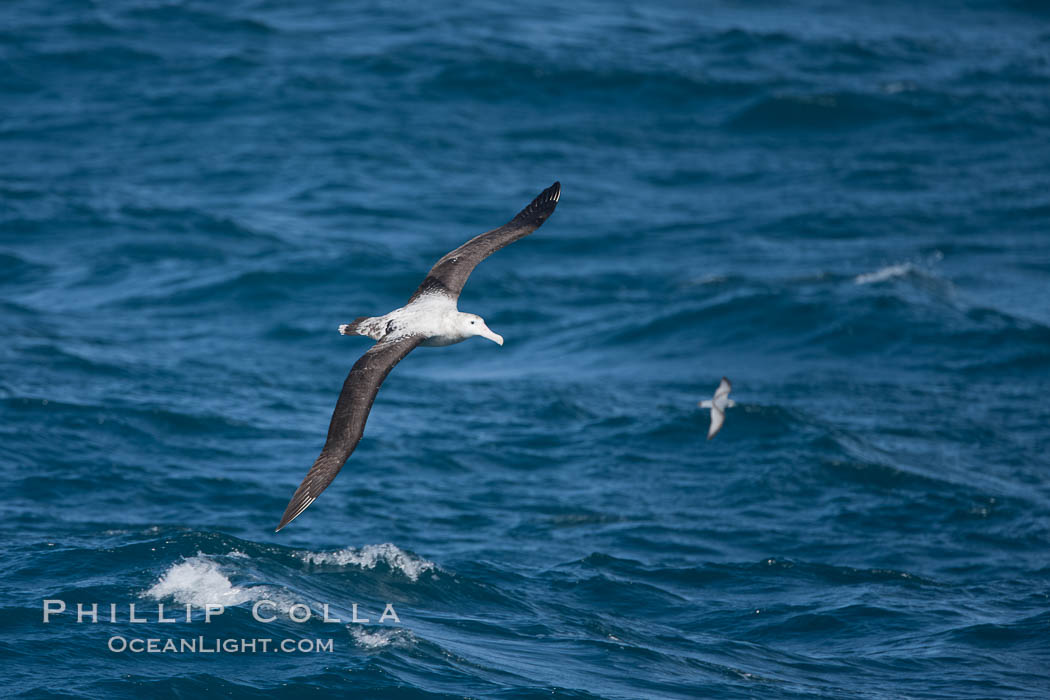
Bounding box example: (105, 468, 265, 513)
(460, 313, 503, 346)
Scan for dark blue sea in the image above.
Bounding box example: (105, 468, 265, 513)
(2, 1, 1050, 697)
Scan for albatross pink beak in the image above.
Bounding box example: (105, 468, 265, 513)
(480, 326, 504, 346)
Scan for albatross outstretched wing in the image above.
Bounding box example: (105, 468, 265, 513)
(707, 406, 726, 440)
(409, 181, 561, 302)
(714, 377, 732, 402)
(276, 334, 425, 531)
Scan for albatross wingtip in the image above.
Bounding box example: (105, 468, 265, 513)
(513, 181, 562, 223)
(274, 514, 295, 533)
(275, 493, 316, 533)
(546, 181, 561, 203)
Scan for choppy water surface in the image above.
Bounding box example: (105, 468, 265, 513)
(2, 1, 1049, 697)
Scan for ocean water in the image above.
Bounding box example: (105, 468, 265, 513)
(2, 0, 1050, 697)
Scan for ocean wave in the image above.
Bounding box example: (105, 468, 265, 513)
(728, 91, 921, 130)
(297, 543, 437, 582)
(854, 262, 915, 285)
(0, 251, 49, 285)
(569, 553, 937, 590)
(421, 53, 757, 106)
(852, 254, 953, 295)
(121, 5, 276, 36)
(349, 626, 416, 650)
(144, 553, 257, 608)
(22, 45, 164, 72)
(106, 247, 410, 312)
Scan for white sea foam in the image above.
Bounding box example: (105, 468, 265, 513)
(349, 626, 415, 650)
(854, 262, 913, 285)
(298, 543, 436, 582)
(143, 551, 303, 612)
(144, 554, 253, 607)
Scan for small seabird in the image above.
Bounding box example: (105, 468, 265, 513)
(276, 182, 561, 531)
(698, 377, 735, 440)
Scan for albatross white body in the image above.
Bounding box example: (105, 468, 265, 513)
(276, 182, 561, 531)
(339, 293, 504, 348)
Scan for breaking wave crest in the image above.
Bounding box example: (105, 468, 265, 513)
(297, 543, 437, 581)
(854, 262, 915, 285)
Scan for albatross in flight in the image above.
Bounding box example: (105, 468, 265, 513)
(698, 377, 735, 440)
(276, 182, 561, 531)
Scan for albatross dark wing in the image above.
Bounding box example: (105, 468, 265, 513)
(409, 181, 561, 302)
(276, 334, 425, 531)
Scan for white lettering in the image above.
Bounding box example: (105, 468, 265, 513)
(77, 603, 98, 623)
(379, 603, 400, 623)
(252, 600, 277, 623)
(43, 599, 65, 623)
(157, 604, 175, 623)
(322, 604, 341, 623)
(288, 604, 311, 623)
(204, 604, 224, 623)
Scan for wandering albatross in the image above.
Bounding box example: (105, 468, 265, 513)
(276, 182, 561, 531)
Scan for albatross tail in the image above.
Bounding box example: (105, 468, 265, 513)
(338, 316, 373, 337)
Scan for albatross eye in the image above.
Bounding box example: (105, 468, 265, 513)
(470, 321, 475, 325)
